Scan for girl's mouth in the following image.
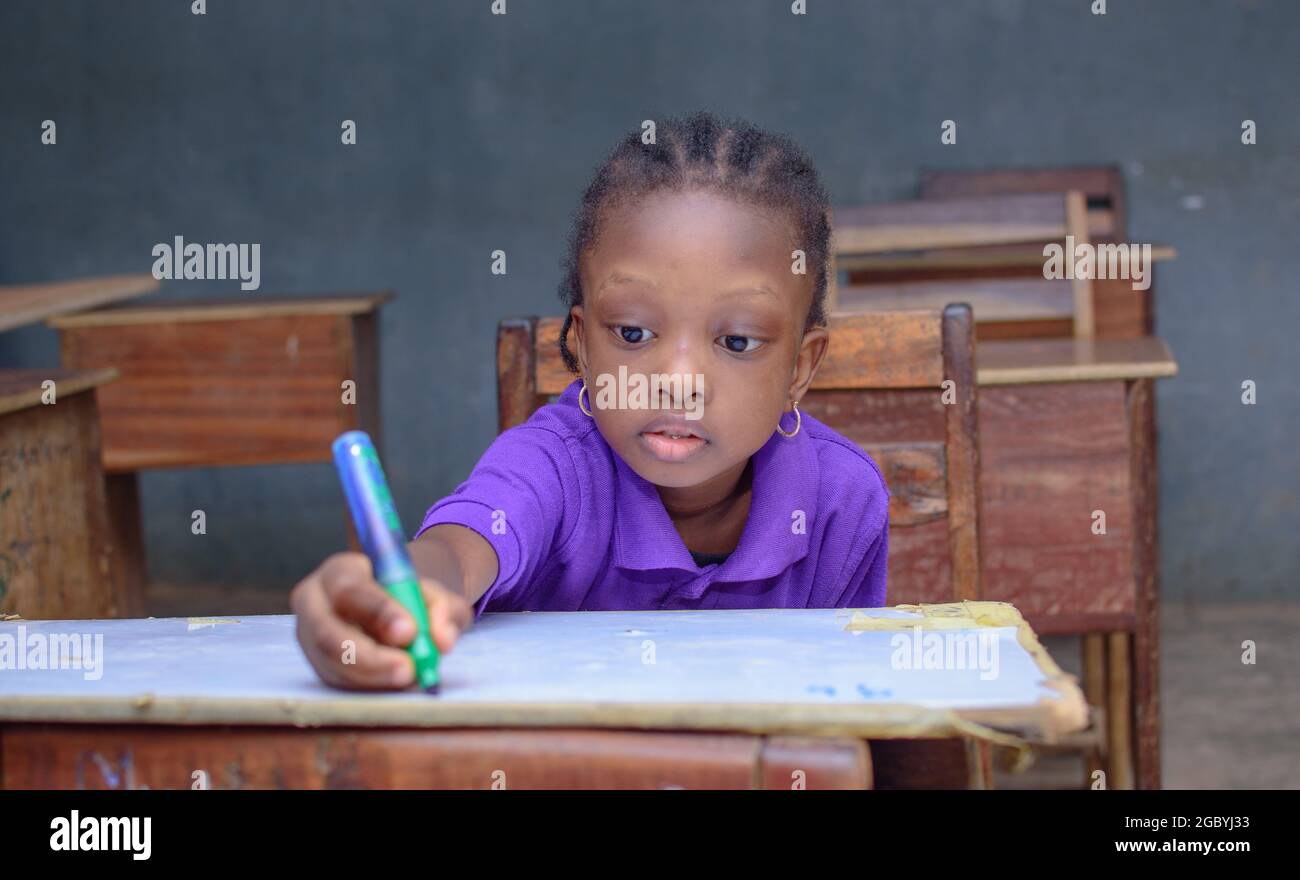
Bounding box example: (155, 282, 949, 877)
(639, 430, 709, 462)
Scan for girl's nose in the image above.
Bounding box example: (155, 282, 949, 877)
(649, 334, 709, 411)
(653, 374, 705, 411)
(652, 364, 706, 413)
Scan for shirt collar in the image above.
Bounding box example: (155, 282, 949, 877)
(556, 378, 818, 582)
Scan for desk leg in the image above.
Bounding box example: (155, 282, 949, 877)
(969, 741, 994, 789)
(344, 310, 379, 557)
(1106, 631, 1135, 789)
(104, 472, 146, 618)
(1082, 633, 1107, 785)
(1128, 379, 1161, 789)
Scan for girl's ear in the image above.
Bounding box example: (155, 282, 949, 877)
(569, 304, 589, 376)
(788, 325, 829, 406)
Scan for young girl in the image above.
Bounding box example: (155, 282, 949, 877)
(292, 111, 890, 689)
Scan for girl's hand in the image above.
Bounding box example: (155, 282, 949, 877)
(290, 551, 473, 690)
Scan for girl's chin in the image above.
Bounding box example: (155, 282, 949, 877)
(623, 448, 713, 488)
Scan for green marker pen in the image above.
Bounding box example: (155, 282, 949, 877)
(331, 430, 441, 693)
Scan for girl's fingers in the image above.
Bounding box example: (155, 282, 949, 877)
(294, 574, 414, 689)
(421, 580, 474, 653)
(292, 553, 475, 690)
(315, 610, 414, 689)
(325, 570, 416, 647)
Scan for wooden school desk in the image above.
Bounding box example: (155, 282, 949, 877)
(0, 603, 1087, 790)
(831, 170, 1178, 788)
(834, 332, 1176, 789)
(976, 336, 1175, 790)
(0, 369, 131, 620)
(44, 292, 392, 612)
(913, 166, 1176, 790)
(0, 274, 159, 620)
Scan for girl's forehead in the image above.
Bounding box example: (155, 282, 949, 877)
(609, 187, 792, 229)
(579, 188, 813, 315)
(590, 189, 798, 265)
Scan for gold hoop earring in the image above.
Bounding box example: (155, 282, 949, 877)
(776, 400, 801, 439)
(578, 381, 594, 417)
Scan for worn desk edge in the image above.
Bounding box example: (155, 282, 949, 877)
(976, 337, 1178, 386)
(46, 290, 396, 328)
(0, 273, 159, 335)
(0, 367, 120, 417)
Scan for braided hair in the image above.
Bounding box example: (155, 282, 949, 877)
(556, 110, 832, 374)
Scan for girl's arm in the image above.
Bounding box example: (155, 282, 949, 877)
(407, 523, 499, 607)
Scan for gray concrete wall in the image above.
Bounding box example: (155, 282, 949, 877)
(0, 0, 1294, 599)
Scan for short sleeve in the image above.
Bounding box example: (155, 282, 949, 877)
(834, 517, 889, 608)
(817, 441, 891, 609)
(414, 425, 578, 616)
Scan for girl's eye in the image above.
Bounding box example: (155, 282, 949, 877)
(719, 335, 761, 354)
(614, 325, 655, 344)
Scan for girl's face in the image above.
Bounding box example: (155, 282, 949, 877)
(570, 187, 828, 495)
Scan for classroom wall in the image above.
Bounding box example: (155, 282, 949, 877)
(0, 0, 1294, 601)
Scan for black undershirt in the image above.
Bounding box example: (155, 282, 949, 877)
(690, 550, 732, 568)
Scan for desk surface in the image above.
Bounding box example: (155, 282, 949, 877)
(835, 242, 1178, 273)
(0, 602, 1087, 742)
(0, 367, 120, 417)
(0, 274, 159, 334)
(47, 291, 394, 328)
(976, 336, 1178, 385)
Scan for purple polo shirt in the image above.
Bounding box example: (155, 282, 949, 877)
(415, 378, 890, 616)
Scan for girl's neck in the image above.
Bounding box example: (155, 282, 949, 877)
(656, 458, 755, 555)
